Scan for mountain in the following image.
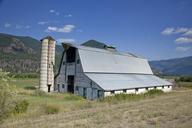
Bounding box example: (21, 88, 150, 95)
(0, 33, 63, 73)
(149, 56, 192, 75)
(82, 40, 107, 49)
(1, 33, 192, 75)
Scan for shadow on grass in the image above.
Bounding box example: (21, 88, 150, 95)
(24, 86, 36, 90)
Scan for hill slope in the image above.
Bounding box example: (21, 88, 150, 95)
(0, 33, 63, 73)
(149, 56, 192, 75)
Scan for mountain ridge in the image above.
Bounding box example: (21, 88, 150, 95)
(0, 33, 191, 75)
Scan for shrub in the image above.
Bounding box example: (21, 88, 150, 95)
(0, 71, 16, 123)
(144, 89, 164, 95)
(176, 76, 192, 82)
(12, 100, 29, 115)
(44, 104, 60, 114)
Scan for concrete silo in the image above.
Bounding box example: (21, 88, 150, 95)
(40, 36, 55, 92)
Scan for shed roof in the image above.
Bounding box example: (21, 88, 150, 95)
(85, 73, 171, 90)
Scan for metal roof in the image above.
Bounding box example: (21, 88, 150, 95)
(60, 42, 172, 90)
(78, 47, 153, 74)
(85, 73, 172, 90)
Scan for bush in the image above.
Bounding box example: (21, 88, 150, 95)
(144, 89, 164, 95)
(44, 104, 60, 114)
(12, 100, 29, 115)
(0, 71, 15, 123)
(176, 76, 192, 82)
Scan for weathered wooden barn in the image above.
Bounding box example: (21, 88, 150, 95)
(54, 40, 172, 100)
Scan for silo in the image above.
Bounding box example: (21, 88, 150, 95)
(39, 36, 55, 92)
(47, 39, 55, 92)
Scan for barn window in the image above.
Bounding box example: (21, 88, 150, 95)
(76, 86, 79, 91)
(83, 88, 87, 98)
(62, 84, 65, 88)
(76, 59, 80, 64)
(57, 84, 60, 92)
(66, 47, 76, 63)
(98, 90, 103, 98)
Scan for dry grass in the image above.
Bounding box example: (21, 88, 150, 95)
(1, 90, 192, 128)
(1, 78, 192, 128)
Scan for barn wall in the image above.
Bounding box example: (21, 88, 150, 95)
(55, 48, 104, 100)
(103, 86, 172, 97)
(74, 51, 103, 100)
(136, 88, 146, 94)
(54, 52, 67, 92)
(163, 85, 172, 92)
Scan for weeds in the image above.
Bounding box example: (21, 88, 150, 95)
(44, 104, 60, 114)
(99, 89, 164, 103)
(12, 100, 29, 115)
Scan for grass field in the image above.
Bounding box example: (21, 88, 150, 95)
(1, 78, 192, 128)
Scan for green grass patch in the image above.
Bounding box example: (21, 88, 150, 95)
(99, 89, 164, 103)
(176, 82, 192, 89)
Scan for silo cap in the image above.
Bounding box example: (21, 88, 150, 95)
(40, 36, 55, 41)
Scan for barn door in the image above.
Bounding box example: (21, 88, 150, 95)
(67, 75, 74, 93)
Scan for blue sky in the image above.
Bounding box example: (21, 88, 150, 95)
(0, 0, 192, 60)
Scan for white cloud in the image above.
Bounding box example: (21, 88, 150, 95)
(46, 25, 75, 33)
(161, 27, 175, 35)
(49, 9, 55, 13)
(57, 38, 76, 43)
(175, 37, 192, 44)
(175, 27, 188, 33)
(49, 9, 60, 16)
(176, 46, 191, 52)
(183, 30, 192, 36)
(38, 21, 49, 25)
(161, 27, 189, 35)
(47, 26, 57, 31)
(4, 23, 11, 28)
(65, 14, 72, 17)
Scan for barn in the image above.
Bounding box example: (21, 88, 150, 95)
(54, 40, 172, 100)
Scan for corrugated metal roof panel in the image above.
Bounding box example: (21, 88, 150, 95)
(78, 48, 153, 74)
(85, 73, 172, 90)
